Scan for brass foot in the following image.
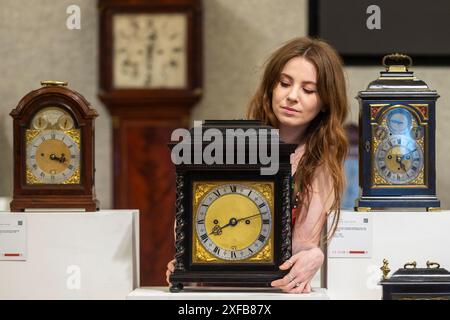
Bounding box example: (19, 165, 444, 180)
(427, 207, 441, 212)
(356, 207, 371, 212)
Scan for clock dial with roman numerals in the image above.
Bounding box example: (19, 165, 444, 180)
(375, 135, 424, 184)
(25, 106, 81, 185)
(26, 130, 80, 184)
(195, 184, 272, 261)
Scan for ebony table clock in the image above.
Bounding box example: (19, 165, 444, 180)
(168, 120, 296, 292)
(356, 54, 440, 211)
(380, 260, 450, 300)
(10, 81, 99, 212)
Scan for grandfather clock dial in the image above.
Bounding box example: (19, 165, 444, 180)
(195, 184, 272, 261)
(113, 13, 187, 89)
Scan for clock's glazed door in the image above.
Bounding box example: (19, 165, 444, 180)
(372, 105, 426, 187)
(25, 107, 81, 185)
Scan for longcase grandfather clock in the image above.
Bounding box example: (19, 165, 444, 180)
(98, 0, 203, 285)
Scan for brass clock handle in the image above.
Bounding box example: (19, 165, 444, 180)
(382, 53, 412, 72)
(404, 261, 417, 269)
(426, 261, 440, 269)
(41, 80, 68, 87)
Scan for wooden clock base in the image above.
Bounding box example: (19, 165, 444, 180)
(169, 270, 288, 293)
(10, 196, 100, 212)
(356, 196, 440, 211)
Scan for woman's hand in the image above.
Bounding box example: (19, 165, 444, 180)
(271, 247, 324, 293)
(166, 258, 176, 285)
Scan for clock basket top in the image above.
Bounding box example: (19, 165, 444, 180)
(169, 120, 297, 170)
(358, 53, 439, 99)
(10, 81, 98, 122)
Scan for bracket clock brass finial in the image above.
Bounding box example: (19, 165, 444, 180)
(380, 259, 391, 280)
(41, 80, 68, 87)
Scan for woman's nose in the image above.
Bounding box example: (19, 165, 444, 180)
(287, 88, 299, 102)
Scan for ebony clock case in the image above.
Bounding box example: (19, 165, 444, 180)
(356, 61, 440, 210)
(10, 83, 99, 212)
(168, 120, 296, 292)
(380, 267, 450, 300)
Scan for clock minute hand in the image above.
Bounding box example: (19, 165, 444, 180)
(236, 213, 261, 223)
(401, 148, 417, 160)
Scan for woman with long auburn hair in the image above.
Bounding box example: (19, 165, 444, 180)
(247, 36, 349, 293)
(166, 36, 348, 293)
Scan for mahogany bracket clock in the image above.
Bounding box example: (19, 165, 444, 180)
(98, 0, 202, 285)
(10, 81, 99, 212)
(356, 54, 440, 212)
(168, 120, 296, 292)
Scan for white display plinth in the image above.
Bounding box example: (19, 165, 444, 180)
(0, 210, 139, 300)
(327, 210, 450, 300)
(127, 287, 328, 300)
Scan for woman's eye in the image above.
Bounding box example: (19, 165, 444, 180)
(303, 88, 316, 94)
(280, 81, 290, 88)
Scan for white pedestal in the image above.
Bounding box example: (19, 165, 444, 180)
(0, 210, 139, 300)
(127, 287, 328, 300)
(327, 210, 450, 300)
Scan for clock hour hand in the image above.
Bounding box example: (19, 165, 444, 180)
(210, 213, 261, 236)
(49, 153, 67, 163)
(210, 217, 238, 235)
(395, 155, 407, 172)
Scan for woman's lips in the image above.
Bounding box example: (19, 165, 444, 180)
(281, 106, 299, 115)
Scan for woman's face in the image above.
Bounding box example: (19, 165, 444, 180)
(272, 56, 322, 129)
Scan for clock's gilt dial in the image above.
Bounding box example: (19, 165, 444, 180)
(25, 107, 81, 184)
(375, 135, 424, 184)
(193, 182, 274, 263)
(372, 106, 425, 186)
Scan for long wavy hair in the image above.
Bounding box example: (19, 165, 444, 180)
(246, 37, 348, 239)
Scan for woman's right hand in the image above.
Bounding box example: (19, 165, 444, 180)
(166, 259, 176, 285)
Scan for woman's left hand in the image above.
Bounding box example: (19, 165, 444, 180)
(270, 247, 324, 293)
